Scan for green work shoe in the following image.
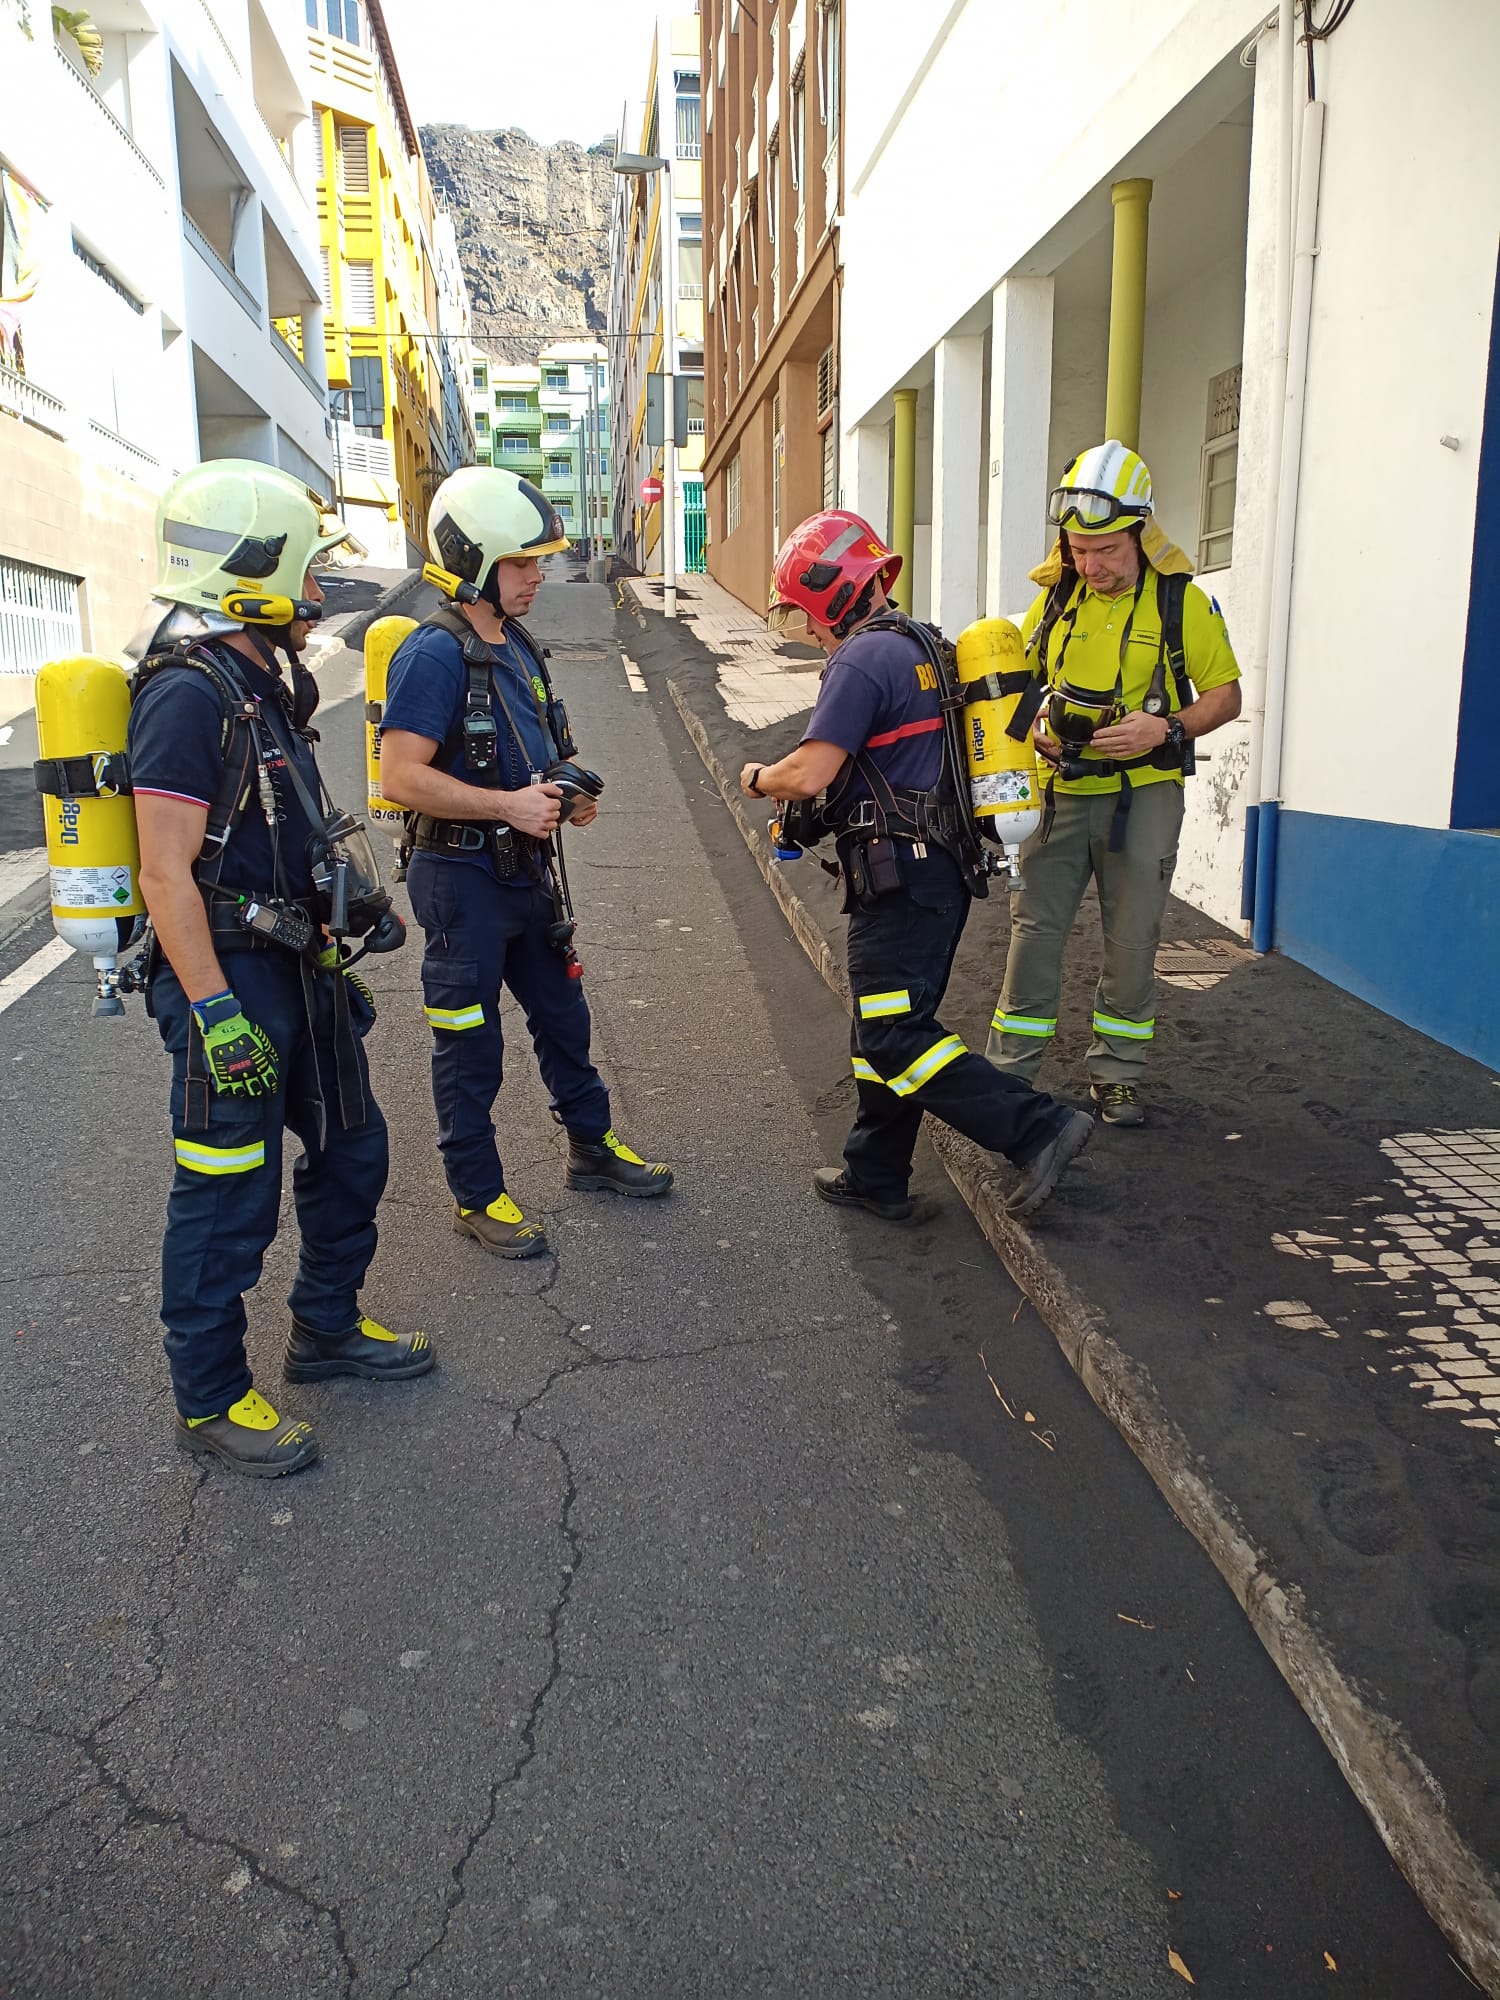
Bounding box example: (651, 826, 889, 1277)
(566, 1128, 674, 1197)
(1090, 1082, 1145, 1127)
(283, 1315, 436, 1383)
(453, 1191, 550, 1258)
(175, 1387, 320, 1478)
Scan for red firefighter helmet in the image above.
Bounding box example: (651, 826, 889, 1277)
(767, 510, 903, 638)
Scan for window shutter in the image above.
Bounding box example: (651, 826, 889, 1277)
(319, 246, 332, 311)
(816, 345, 834, 418)
(345, 260, 376, 323)
(339, 125, 370, 195)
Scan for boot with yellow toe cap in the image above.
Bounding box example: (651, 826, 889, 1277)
(283, 1314, 436, 1383)
(175, 1387, 321, 1478)
(452, 1190, 550, 1259)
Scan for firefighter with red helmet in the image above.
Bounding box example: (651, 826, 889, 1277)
(739, 510, 1092, 1222)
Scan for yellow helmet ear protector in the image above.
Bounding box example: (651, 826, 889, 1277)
(421, 562, 481, 606)
(220, 589, 322, 625)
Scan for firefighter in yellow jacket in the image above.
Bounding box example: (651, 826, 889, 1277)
(986, 443, 1242, 1126)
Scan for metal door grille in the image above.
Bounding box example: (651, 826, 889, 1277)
(0, 556, 82, 674)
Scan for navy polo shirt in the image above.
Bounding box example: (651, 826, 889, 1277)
(382, 620, 553, 878)
(128, 644, 320, 899)
(801, 621, 945, 810)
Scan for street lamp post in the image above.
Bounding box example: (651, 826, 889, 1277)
(613, 150, 675, 618)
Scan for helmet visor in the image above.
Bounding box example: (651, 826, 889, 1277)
(766, 600, 810, 636)
(1046, 486, 1150, 533)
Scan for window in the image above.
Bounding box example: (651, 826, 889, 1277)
(344, 259, 375, 323)
(305, 0, 318, 24)
(500, 436, 530, 455)
(499, 394, 528, 412)
(546, 413, 570, 433)
(675, 74, 701, 159)
(548, 456, 571, 478)
(726, 452, 741, 536)
(678, 237, 703, 298)
(324, 0, 359, 42)
(349, 353, 384, 432)
(544, 370, 568, 391)
(1197, 364, 1241, 572)
(474, 412, 489, 434)
(818, 2, 840, 151)
(555, 499, 573, 519)
(472, 363, 488, 391)
(338, 125, 370, 195)
(0, 556, 82, 675)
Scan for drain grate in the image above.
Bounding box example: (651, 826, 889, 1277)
(1156, 936, 1253, 991)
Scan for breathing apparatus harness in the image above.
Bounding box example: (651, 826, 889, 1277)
(130, 637, 404, 1126)
(773, 611, 994, 903)
(407, 578, 602, 977)
(1003, 558, 1195, 853)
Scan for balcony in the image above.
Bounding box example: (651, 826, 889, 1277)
(54, 48, 165, 190)
(492, 406, 542, 434)
(542, 474, 577, 498)
(0, 361, 67, 441)
(87, 419, 163, 485)
(495, 444, 544, 476)
(184, 212, 262, 325)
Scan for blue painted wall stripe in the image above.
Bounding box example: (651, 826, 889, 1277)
(1274, 810, 1500, 1071)
(1451, 241, 1500, 832)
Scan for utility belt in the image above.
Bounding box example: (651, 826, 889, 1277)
(831, 788, 971, 909)
(408, 814, 546, 882)
(1042, 739, 1186, 854)
(201, 885, 324, 959)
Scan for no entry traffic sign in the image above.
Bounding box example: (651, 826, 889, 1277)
(640, 475, 664, 504)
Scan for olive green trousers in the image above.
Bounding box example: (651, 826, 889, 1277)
(985, 781, 1184, 1086)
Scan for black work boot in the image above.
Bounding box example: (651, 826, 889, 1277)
(175, 1387, 320, 1478)
(812, 1167, 914, 1221)
(284, 1315, 436, 1383)
(453, 1193, 550, 1258)
(1005, 1109, 1094, 1219)
(1091, 1081, 1145, 1126)
(566, 1128, 674, 1197)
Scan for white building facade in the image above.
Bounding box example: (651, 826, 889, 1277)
(838, 0, 1500, 1070)
(0, 0, 331, 669)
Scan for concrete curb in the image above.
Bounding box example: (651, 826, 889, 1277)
(666, 670, 1500, 1997)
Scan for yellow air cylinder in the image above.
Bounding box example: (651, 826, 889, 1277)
(34, 655, 145, 960)
(953, 618, 1043, 882)
(363, 614, 418, 826)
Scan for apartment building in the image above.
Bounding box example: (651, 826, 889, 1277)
(0, 0, 333, 670)
(306, 0, 452, 564)
(607, 12, 705, 580)
(431, 210, 476, 480)
(698, 0, 841, 611)
(469, 344, 610, 555)
(837, 0, 1500, 1068)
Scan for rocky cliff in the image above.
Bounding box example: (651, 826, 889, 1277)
(421, 125, 615, 363)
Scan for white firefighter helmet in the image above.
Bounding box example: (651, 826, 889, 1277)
(427, 465, 570, 593)
(153, 458, 348, 623)
(1047, 441, 1154, 537)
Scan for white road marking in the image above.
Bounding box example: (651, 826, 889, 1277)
(0, 847, 47, 906)
(621, 652, 647, 694)
(0, 935, 72, 1018)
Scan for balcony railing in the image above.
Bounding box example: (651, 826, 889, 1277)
(679, 284, 705, 299)
(183, 213, 262, 323)
(495, 445, 544, 475)
(272, 324, 325, 401)
(542, 474, 576, 497)
(333, 423, 394, 478)
(0, 361, 67, 440)
(87, 419, 162, 484)
(55, 48, 165, 188)
(493, 406, 542, 433)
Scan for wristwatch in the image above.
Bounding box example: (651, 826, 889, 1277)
(748, 767, 764, 796)
(1164, 717, 1186, 757)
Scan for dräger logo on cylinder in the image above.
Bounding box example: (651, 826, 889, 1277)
(59, 799, 82, 847)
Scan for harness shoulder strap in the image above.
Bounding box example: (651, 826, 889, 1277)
(1005, 576, 1079, 742)
(1154, 570, 1194, 708)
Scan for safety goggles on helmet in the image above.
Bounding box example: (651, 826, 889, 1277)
(1046, 486, 1152, 534)
(765, 600, 811, 635)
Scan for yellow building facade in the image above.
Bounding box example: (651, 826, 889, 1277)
(304, 0, 446, 565)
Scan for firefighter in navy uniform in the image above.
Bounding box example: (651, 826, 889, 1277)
(379, 466, 672, 1259)
(740, 510, 1093, 1221)
(128, 459, 432, 1479)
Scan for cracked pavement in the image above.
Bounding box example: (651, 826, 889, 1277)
(0, 573, 1469, 1997)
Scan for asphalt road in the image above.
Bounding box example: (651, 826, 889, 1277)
(0, 569, 1472, 1997)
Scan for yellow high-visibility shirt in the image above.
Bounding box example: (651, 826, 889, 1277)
(1019, 568, 1240, 795)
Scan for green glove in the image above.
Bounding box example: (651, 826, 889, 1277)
(317, 944, 377, 1021)
(191, 991, 279, 1098)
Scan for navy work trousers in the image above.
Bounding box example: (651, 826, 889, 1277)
(842, 846, 1070, 1201)
(407, 854, 611, 1209)
(152, 950, 389, 1419)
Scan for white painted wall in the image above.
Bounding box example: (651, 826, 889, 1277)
(1277, 0, 1499, 832)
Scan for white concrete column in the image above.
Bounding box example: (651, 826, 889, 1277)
(931, 333, 984, 636)
(842, 420, 892, 537)
(231, 191, 268, 323)
(985, 275, 1055, 619)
